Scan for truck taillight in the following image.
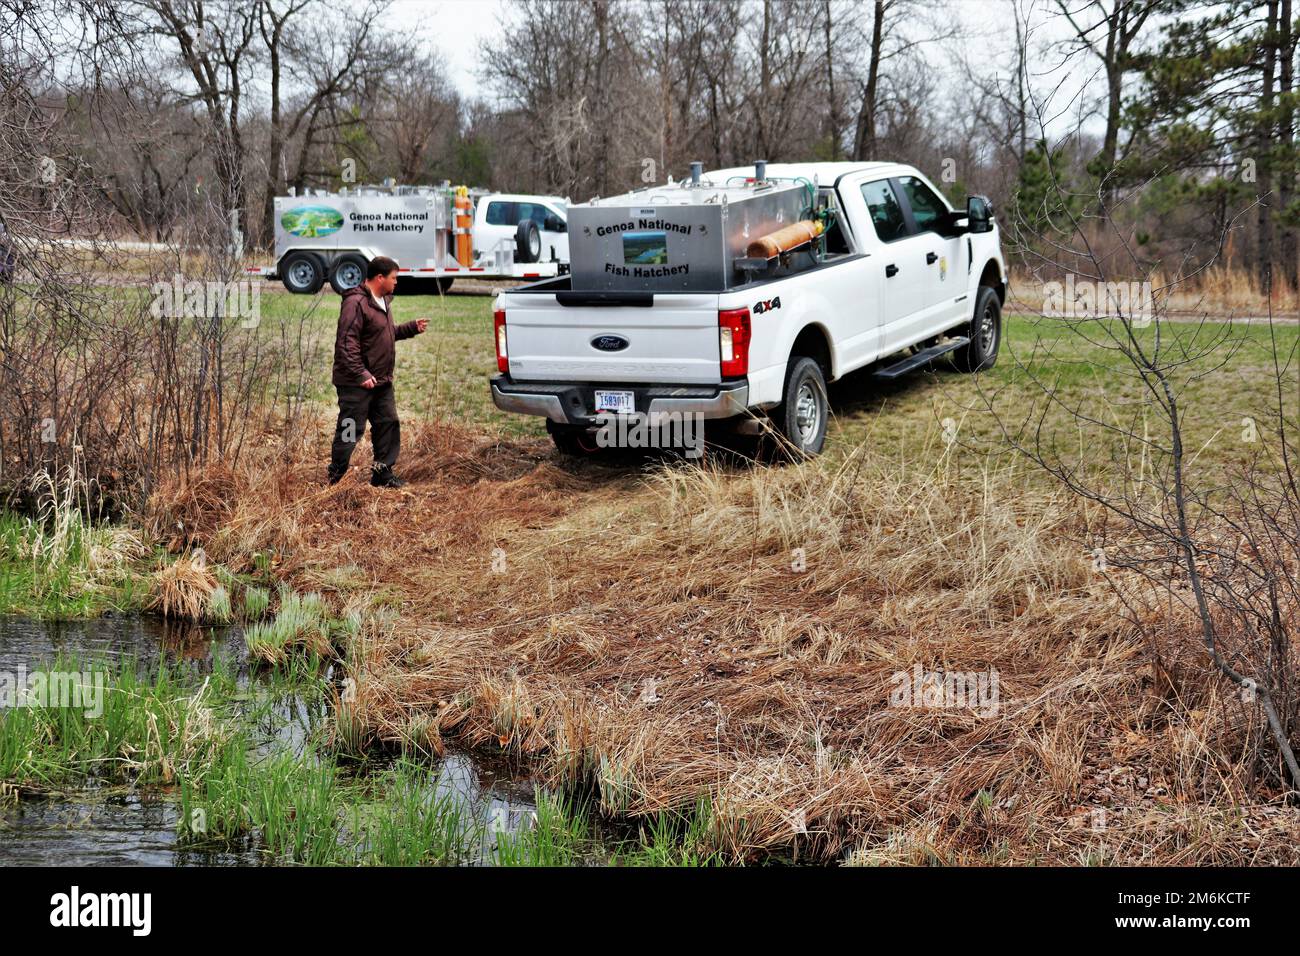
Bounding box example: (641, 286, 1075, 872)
(719, 307, 751, 377)
(494, 308, 508, 373)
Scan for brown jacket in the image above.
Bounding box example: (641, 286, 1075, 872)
(332, 285, 421, 387)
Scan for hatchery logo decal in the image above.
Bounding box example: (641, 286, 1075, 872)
(280, 205, 343, 238)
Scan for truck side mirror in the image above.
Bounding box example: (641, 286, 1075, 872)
(966, 195, 993, 233)
(546, 216, 567, 233)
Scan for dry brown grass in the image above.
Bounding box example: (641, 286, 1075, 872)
(1009, 267, 1300, 319)
(148, 553, 217, 621)
(148, 416, 1300, 864)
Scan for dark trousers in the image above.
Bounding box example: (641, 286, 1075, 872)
(329, 383, 400, 477)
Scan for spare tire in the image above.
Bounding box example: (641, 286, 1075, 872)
(280, 251, 325, 294)
(329, 253, 368, 295)
(515, 219, 541, 263)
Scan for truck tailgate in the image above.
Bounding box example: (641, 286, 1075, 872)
(502, 292, 722, 385)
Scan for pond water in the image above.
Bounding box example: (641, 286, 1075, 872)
(0, 615, 540, 866)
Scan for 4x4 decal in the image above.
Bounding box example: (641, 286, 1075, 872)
(752, 296, 781, 315)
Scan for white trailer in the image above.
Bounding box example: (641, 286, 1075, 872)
(250, 183, 570, 294)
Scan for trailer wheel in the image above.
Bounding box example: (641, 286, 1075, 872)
(515, 220, 542, 264)
(952, 286, 1001, 373)
(329, 253, 368, 295)
(280, 251, 325, 294)
(775, 356, 829, 458)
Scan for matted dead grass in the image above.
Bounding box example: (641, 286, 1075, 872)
(149, 417, 1300, 864)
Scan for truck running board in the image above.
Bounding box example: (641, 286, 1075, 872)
(873, 336, 970, 380)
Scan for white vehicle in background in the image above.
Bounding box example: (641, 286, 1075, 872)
(474, 194, 570, 268)
(251, 182, 570, 294)
(489, 160, 1007, 458)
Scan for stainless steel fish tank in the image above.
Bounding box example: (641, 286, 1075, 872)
(566, 174, 808, 293)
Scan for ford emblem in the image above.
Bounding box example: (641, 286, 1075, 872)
(591, 334, 630, 352)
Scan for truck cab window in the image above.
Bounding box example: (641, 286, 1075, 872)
(485, 201, 516, 226)
(516, 203, 549, 226)
(819, 191, 850, 255)
(898, 176, 949, 232)
(861, 180, 908, 243)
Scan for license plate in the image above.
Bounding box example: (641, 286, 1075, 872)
(593, 390, 635, 414)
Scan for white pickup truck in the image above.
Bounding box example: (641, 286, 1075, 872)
(489, 161, 1006, 457)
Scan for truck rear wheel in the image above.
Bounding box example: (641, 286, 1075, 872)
(516, 220, 541, 263)
(329, 253, 368, 295)
(281, 251, 325, 294)
(775, 356, 829, 458)
(953, 286, 1001, 373)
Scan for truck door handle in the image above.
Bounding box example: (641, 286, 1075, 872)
(926, 252, 938, 264)
(885, 264, 899, 277)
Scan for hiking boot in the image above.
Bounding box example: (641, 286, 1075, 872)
(327, 466, 347, 486)
(370, 463, 406, 488)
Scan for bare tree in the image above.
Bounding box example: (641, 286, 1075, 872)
(982, 116, 1300, 790)
(141, 0, 259, 242)
(1051, 0, 1159, 216)
(849, 0, 956, 161)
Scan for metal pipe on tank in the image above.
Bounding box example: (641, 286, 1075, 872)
(690, 161, 702, 186)
(755, 159, 767, 183)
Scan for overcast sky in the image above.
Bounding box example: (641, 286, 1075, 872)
(391, 0, 509, 96)
(391, 0, 1103, 139)
(393, 0, 1028, 97)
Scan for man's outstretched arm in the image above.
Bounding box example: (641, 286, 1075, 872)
(395, 317, 428, 340)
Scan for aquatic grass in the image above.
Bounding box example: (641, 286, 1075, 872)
(613, 797, 723, 866)
(3, 646, 722, 867)
(177, 735, 258, 843)
(206, 584, 233, 623)
(0, 657, 236, 789)
(213, 564, 239, 591)
(178, 746, 345, 864)
(493, 790, 593, 866)
(242, 620, 282, 664)
(246, 588, 336, 665)
(354, 759, 484, 865)
(249, 755, 345, 864)
(242, 584, 270, 621)
(334, 609, 364, 648)
(0, 508, 147, 617)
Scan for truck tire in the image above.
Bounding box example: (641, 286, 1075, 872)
(516, 220, 542, 263)
(281, 251, 325, 294)
(546, 420, 600, 457)
(329, 253, 368, 295)
(953, 285, 1001, 373)
(775, 356, 829, 458)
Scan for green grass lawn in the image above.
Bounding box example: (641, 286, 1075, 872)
(258, 285, 529, 437)
(259, 284, 1298, 486)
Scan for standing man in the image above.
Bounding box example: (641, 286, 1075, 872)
(328, 256, 427, 488)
